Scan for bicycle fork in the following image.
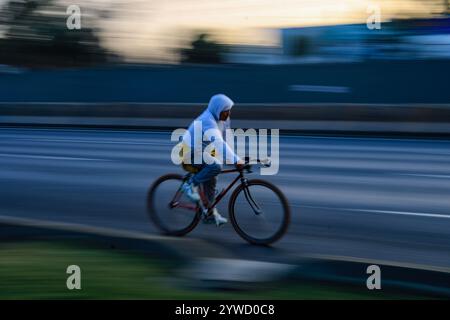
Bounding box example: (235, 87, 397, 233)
(241, 178, 263, 215)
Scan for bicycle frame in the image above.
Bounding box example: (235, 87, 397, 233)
(169, 167, 261, 216)
(206, 168, 242, 210)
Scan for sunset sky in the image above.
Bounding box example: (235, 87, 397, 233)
(97, 0, 442, 60)
(1, 0, 445, 60)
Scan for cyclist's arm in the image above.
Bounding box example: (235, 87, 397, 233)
(205, 128, 241, 164)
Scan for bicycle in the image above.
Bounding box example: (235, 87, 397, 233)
(147, 158, 290, 246)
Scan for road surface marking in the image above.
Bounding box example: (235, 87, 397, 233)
(0, 127, 171, 136)
(397, 173, 450, 179)
(0, 153, 112, 161)
(4, 138, 171, 146)
(344, 208, 450, 219)
(2, 127, 450, 146)
(298, 204, 450, 219)
(289, 85, 351, 93)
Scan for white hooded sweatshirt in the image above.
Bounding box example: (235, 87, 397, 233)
(182, 94, 240, 165)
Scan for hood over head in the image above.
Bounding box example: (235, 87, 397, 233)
(207, 94, 234, 121)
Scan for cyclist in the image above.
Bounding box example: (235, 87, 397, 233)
(180, 94, 244, 226)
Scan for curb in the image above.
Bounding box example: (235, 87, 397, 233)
(0, 215, 235, 264)
(2, 103, 450, 136)
(292, 254, 450, 298)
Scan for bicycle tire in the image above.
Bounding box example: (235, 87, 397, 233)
(228, 179, 291, 245)
(147, 173, 201, 236)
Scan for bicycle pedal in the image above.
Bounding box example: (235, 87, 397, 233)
(202, 215, 215, 224)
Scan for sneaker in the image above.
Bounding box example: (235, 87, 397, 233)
(205, 208, 227, 227)
(182, 181, 200, 202)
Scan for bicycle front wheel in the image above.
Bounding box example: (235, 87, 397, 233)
(147, 174, 201, 236)
(228, 179, 290, 245)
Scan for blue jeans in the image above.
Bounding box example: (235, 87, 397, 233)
(191, 161, 223, 204)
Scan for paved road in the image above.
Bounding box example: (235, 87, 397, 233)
(1, 127, 450, 268)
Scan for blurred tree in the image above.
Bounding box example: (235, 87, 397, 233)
(0, 0, 117, 67)
(180, 33, 226, 64)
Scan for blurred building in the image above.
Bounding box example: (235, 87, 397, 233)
(282, 16, 450, 62)
(223, 45, 283, 64)
(225, 15, 450, 64)
(281, 24, 369, 62)
(394, 16, 450, 59)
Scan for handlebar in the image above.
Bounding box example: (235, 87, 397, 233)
(220, 157, 271, 174)
(240, 157, 271, 172)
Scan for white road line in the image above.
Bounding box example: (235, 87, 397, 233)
(3, 138, 172, 146)
(397, 173, 450, 179)
(298, 204, 450, 219)
(289, 85, 351, 93)
(0, 127, 171, 136)
(0, 153, 113, 161)
(345, 208, 450, 219)
(2, 127, 450, 145)
(281, 134, 450, 144)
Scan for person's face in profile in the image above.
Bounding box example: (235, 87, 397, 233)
(219, 110, 231, 121)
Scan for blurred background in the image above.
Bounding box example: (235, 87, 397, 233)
(1, 0, 450, 65)
(0, 0, 449, 103)
(1, 0, 450, 299)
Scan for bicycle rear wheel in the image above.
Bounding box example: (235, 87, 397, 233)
(228, 179, 290, 245)
(147, 174, 201, 236)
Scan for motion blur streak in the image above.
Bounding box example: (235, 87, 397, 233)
(1, 128, 449, 268)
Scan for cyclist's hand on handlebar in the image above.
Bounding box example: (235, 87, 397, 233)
(236, 160, 245, 171)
